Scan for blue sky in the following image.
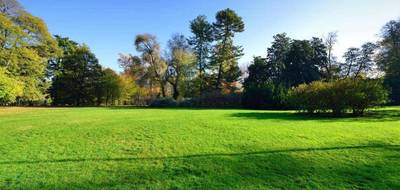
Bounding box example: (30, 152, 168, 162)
(20, 0, 400, 71)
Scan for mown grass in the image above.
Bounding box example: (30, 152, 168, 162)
(0, 107, 399, 189)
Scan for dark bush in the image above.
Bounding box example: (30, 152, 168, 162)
(182, 92, 242, 108)
(242, 83, 288, 110)
(289, 78, 388, 116)
(149, 97, 178, 108)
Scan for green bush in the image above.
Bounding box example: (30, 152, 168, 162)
(289, 78, 388, 116)
(242, 83, 288, 110)
(149, 92, 242, 108)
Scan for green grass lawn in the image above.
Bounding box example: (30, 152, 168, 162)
(0, 107, 399, 189)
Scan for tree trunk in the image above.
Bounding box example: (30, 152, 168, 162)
(215, 62, 223, 90)
(160, 81, 166, 97)
(172, 84, 179, 100)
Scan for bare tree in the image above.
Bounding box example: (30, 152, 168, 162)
(324, 31, 338, 80)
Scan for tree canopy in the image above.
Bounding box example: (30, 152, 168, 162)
(0, 1, 60, 104)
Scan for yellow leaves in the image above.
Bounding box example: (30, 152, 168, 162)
(119, 74, 137, 100)
(0, 67, 23, 102)
(0, 10, 60, 102)
(15, 12, 60, 57)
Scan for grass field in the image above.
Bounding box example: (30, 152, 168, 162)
(0, 107, 399, 189)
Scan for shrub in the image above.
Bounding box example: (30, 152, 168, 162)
(242, 83, 288, 110)
(149, 97, 178, 108)
(182, 92, 242, 108)
(289, 78, 388, 116)
(346, 79, 388, 115)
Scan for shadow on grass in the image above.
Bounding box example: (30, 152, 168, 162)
(1, 143, 399, 189)
(230, 108, 400, 122)
(1, 144, 398, 165)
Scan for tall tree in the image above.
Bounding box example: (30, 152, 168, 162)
(49, 37, 103, 106)
(377, 19, 400, 104)
(324, 32, 338, 80)
(355, 42, 378, 78)
(166, 34, 196, 99)
(310, 37, 328, 79)
(243, 34, 327, 109)
(0, 2, 60, 103)
(243, 56, 285, 109)
(283, 40, 324, 87)
(134, 34, 167, 97)
(100, 68, 122, 106)
(341, 47, 360, 78)
(341, 43, 378, 79)
(188, 15, 214, 94)
(266, 33, 291, 84)
(118, 53, 151, 105)
(118, 73, 137, 105)
(211, 8, 244, 91)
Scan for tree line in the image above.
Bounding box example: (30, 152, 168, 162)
(243, 20, 399, 110)
(117, 8, 245, 106)
(0, 0, 399, 109)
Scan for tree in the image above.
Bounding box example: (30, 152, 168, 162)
(211, 8, 244, 91)
(118, 54, 147, 87)
(324, 32, 339, 80)
(134, 34, 167, 97)
(356, 42, 378, 78)
(188, 15, 214, 94)
(242, 57, 287, 109)
(118, 53, 150, 105)
(243, 34, 327, 109)
(377, 19, 400, 104)
(100, 68, 123, 106)
(118, 73, 137, 105)
(341, 43, 378, 79)
(341, 47, 360, 78)
(283, 40, 325, 87)
(166, 34, 196, 100)
(266, 33, 291, 84)
(310, 37, 329, 79)
(0, 3, 60, 103)
(49, 37, 103, 106)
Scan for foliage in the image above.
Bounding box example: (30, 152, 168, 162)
(184, 91, 242, 108)
(49, 37, 104, 106)
(118, 74, 137, 105)
(243, 35, 327, 109)
(0, 4, 60, 103)
(377, 19, 400, 104)
(166, 34, 196, 100)
(340, 42, 379, 79)
(134, 34, 167, 97)
(188, 15, 214, 94)
(242, 57, 287, 109)
(289, 78, 388, 116)
(282, 39, 326, 87)
(210, 8, 244, 91)
(0, 67, 22, 103)
(99, 68, 123, 106)
(149, 97, 178, 107)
